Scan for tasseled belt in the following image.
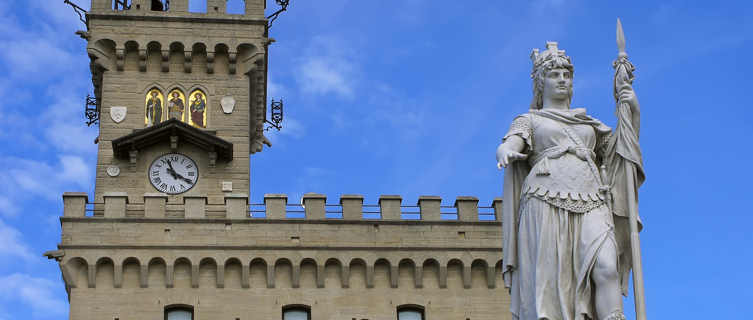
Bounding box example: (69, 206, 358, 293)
(530, 145, 595, 176)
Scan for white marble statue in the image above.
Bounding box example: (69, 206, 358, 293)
(496, 36, 645, 320)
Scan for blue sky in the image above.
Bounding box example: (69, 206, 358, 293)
(0, 0, 750, 319)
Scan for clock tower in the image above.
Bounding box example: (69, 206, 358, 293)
(87, 0, 270, 207)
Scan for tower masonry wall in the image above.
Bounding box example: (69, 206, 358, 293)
(88, 7, 268, 203)
(57, 193, 511, 319)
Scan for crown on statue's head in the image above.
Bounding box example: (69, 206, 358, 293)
(530, 41, 572, 79)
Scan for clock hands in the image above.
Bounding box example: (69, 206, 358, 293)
(166, 160, 179, 179)
(165, 160, 194, 185)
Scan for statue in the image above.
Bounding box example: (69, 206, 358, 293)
(496, 20, 645, 320)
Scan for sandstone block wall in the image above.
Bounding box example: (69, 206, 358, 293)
(56, 193, 510, 319)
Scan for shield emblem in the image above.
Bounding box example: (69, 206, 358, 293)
(220, 96, 235, 114)
(110, 106, 127, 123)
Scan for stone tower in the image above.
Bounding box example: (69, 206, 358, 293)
(87, 0, 270, 207)
(47, 1, 510, 319)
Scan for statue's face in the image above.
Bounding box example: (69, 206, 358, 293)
(542, 68, 572, 101)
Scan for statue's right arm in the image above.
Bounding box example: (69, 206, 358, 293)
(496, 136, 527, 169)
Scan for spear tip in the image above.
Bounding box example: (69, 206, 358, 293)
(617, 18, 627, 57)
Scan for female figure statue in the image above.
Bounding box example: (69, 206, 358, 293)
(496, 42, 642, 320)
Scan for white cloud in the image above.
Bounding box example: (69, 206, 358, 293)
(0, 156, 93, 202)
(0, 197, 19, 218)
(0, 273, 67, 317)
(298, 57, 356, 98)
(57, 156, 92, 188)
(0, 219, 34, 261)
(295, 36, 359, 99)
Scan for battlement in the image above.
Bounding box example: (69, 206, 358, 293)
(90, 0, 266, 19)
(58, 192, 506, 311)
(62, 192, 503, 222)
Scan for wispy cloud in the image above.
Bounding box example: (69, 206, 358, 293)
(0, 156, 93, 203)
(295, 36, 359, 99)
(0, 273, 67, 317)
(0, 219, 34, 261)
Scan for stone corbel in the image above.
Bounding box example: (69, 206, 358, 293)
(170, 135, 179, 150)
(240, 52, 264, 75)
(316, 265, 325, 288)
(438, 265, 448, 288)
(228, 52, 237, 74)
(184, 51, 192, 73)
(390, 265, 399, 288)
(414, 265, 424, 289)
(216, 264, 225, 288)
(129, 149, 138, 169)
(365, 265, 375, 288)
(462, 265, 472, 289)
(113, 264, 123, 288)
(266, 265, 275, 288)
(208, 151, 217, 168)
(341, 265, 350, 288)
(241, 264, 250, 288)
(138, 49, 147, 72)
(87, 47, 113, 71)
(140, 265, 148, 288)
(87, 264, 96, 288)
(161, 50, 170, 73)
(291, 265, 301, 288)
(116, 48, 125, 71)
(486, 266, 496, 289)
(191, 264, 199, 288)
(165, 265, 174, 288)
(206, 52, 215, 74)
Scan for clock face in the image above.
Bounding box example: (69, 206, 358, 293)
(148, 153, 199, 194)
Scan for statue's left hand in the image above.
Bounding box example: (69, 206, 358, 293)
(617, 84, 640, 114)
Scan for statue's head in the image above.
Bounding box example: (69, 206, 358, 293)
(530, 42, 573, 109)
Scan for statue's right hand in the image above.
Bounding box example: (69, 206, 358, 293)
(497, 148, 528, 169)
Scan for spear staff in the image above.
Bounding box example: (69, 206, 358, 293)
(612, 18, 647, 320)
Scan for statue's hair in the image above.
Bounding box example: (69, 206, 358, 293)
(530, 42, 574, 109)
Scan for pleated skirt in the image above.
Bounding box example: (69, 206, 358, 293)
(510, 196, 615, 320)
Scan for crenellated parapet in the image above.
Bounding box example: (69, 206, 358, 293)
(62, 192, 504, 222)
(91, 0, 266, 19)
(58, 192, 504, 294)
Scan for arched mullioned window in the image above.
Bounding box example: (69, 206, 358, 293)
(114, 0, 131, 10)
(282, 305, 311, 320)
(187, 89, 207, 128)
(166, 89, 187, 122)
(164, 305, 193, 320)
(152, 0, 169, 11)
(145, 88, 165, 126)
(397, 305, 425, 320)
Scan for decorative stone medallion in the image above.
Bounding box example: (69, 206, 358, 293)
(220, 96, 236, 114)
(106, 165, 121, 177)
(110, 106, 127, 123)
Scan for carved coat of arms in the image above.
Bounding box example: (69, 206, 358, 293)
(110, 106, 127, 123)
(220, 96, 235, 114)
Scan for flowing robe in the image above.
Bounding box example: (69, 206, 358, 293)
(146, 97, 162, 125)
(502, 108, 633, 320)
(191, 98, 206, 128)
(168, 97, 185, 120)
